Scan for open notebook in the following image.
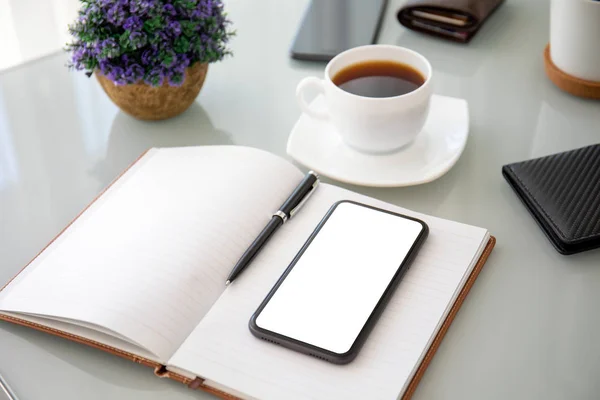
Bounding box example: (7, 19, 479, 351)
(0, 146, 494, 400)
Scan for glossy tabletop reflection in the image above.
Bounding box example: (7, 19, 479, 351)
(1, 0, 599, 399)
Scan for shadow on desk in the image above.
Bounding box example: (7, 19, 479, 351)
(91, 102, 234, 185)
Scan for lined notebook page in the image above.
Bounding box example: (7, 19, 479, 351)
(169, 184, 489, 400)
(0, 146, 303, 362)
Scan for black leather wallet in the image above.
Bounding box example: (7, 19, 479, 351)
(502, 144, 600, 255)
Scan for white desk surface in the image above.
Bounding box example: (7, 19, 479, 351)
(1, 0, 599, 399)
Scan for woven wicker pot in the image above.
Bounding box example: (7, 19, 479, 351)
(96, 62, 208, 121)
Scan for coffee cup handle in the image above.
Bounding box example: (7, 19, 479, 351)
(296, 77, 329, 121)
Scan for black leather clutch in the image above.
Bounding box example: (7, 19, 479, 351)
(502, 144, 600, 255)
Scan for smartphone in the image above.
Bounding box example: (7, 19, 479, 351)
(290, 0, 389, 62)
(249, 200, 428, 364)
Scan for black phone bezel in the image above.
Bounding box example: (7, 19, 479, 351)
(249, 200, 429, 364)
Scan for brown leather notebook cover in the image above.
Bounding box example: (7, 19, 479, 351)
(397, 0, 504, 43)
(0, 151, 496, 400)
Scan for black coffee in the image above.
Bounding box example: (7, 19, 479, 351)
(332, 60, 425, 98)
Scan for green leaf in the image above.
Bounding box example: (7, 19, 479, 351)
(162, 53, 174, 67)
(205, 17, 216, 29)
(119, 30, 131, 50)
(175, 0, 195, 10)
(143, 16, 162, 33)
(173, 36, 190, 54)
(170, 73, 183, 85)
(180, 21, 197, 37)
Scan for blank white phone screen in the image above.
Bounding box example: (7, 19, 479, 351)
(255, 202, 424, 355)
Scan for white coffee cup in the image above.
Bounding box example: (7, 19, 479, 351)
(296, 45, 432, 154)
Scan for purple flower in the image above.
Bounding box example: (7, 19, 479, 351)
(97, 38, 119, 60)
(167, 20, 181, 36)
(145, 67, 165, 86)
(190, 8, 208, 19)
(141, 49, 154, 65)
(157, 30, 169, 42)
(129, 31, 147, 48)
(129, 0, 142, 13)
(107, 5, 126, 25)
(163, 4, 176, 16)
(124, 63, 144, 83)
(123, 16, 142, 31)
(178, 53, 190, 68)
(71, 46, 93, 70)
(82, 4, 100, 19)
(168, 72, 184, 86)
(100, 63, 126, 84)
(138, 0, 156, 13)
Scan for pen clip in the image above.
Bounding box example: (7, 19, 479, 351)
(289, 177, 319, 219)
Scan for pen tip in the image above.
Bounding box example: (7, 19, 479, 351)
(225, 280, 231, 286)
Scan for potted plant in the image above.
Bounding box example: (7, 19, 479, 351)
(67, 0, 233, 120)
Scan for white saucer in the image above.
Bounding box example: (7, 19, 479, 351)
(287, 94, 469, 187)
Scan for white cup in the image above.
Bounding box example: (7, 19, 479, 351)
(550, 0, 600, 82)
(296, 45, 433, 154)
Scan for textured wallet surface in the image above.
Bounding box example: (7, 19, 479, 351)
(397, 0, 504, 43)
(503, 145, 600, 255)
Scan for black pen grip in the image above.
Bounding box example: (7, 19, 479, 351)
(279, 172, 318, 217)
(227, 216, 284, 283)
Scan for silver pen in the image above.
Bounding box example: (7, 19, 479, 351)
(0, 373, 18, 400)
